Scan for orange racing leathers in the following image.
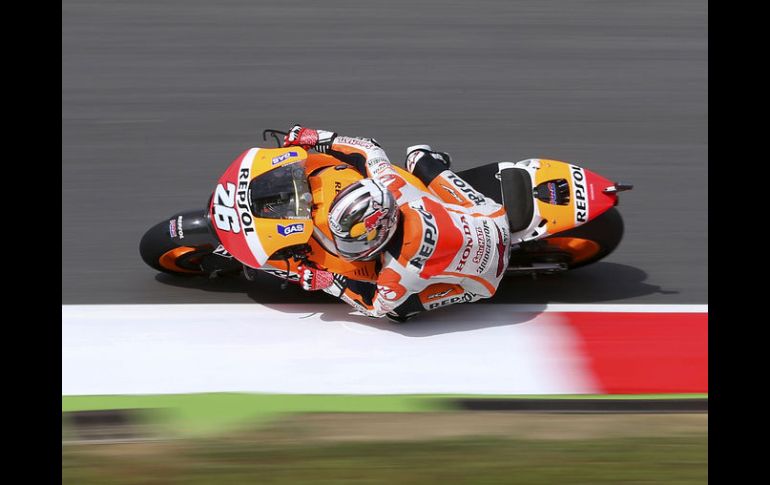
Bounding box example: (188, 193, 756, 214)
(316, 134, 510, 320)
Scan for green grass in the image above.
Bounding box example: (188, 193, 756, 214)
(62, 434, 707, 484)
(62, 393, 439, 436)
(62, 393, 707, 436)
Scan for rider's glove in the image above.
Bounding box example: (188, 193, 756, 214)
(284, 124, 336, 152)
(298, 264, 340, 294)
(284, 125, 318, 149)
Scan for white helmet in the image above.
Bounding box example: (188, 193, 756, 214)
(328, 178, 400, 261)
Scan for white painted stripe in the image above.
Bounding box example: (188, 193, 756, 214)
(62, 304, 601, 396)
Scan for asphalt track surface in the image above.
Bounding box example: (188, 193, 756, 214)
(62, 0, 707, 305)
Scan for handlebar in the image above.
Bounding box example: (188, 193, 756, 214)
(262, 129, 288, 148)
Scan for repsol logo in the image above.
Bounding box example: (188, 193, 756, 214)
(236, 168, 256, 234)
(455, 215, 474, 271)
(212, 169, 256, 235)
(446, 173, 485, 205)
(409, 205, 437, 270)
(570, 165, 588, 224)
(427, 292, 476, 310)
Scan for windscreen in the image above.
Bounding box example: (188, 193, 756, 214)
(248, 161, 312, 220)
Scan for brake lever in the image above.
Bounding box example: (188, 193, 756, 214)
(262, 129, 288, 148)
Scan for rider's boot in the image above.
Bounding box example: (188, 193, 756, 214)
(405, 145, 452, 173)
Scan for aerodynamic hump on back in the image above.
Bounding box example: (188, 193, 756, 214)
(530, 159, 619, 236)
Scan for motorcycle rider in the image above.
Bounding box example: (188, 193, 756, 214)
(282, 124, 511, 322)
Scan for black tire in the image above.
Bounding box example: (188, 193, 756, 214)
(139, 210, 218, 275)
(544, 207, 625, 269)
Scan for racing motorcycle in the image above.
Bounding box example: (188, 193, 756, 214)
(140, 129, 632, 291)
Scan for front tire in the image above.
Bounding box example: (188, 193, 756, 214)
(139, 210, 218, 276)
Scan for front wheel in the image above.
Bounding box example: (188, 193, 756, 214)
(139, 209, 220, 276)
(543, 207, 625, 269)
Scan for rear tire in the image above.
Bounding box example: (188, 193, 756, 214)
(544, 207, 625, 269)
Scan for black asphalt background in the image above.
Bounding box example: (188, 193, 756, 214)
(62, 0, 707, 304)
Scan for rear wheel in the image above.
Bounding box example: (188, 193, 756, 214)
(543, 207, 625, 269)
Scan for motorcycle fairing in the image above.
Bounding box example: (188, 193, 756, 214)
(209, 147, 314, 268)
(535, 159, 617, 232)
(507, 159, 619, 243)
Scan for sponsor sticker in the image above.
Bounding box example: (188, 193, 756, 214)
(212, 163, 256, 236)
(378, 284, 404, 301)
(454, 215, 474, 271)
(366, 156, 390, 176)
(277, 223, 305, 236)
(406, 150, 424, 172)
(570, 165, 589, 224)
(409, 203, 437, 270)
(473, 220, 492, 273)
(212, 244, 233, 258)
(372, 163, 390, 175)
(271, 151, 298, 165)
(364, 209, 385, 232)
(260, 267, 300, 282)
(495, 225, 507, 277)
(366, 157, 389, 167)
(446, 173, 485, 205)
(168, 219, 177, 238)
(548, 183, 558, 204)
(427, 292, 476, 310)
(439, 183, 465, 204)
(377, 269, 407, 302)
(427, 289, 453, 300)
(336, 136, 374, 149)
